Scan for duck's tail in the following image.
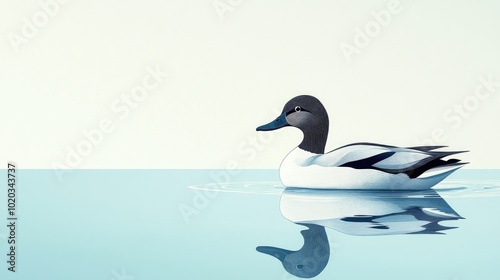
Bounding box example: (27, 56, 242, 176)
(410, 149, 468, 179)
(416, 161, 468, 179)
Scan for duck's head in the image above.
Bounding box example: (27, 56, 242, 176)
(256, 224, 330, 278)
(256, 95, 329, 154)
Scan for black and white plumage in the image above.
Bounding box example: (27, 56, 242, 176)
(257, 95, 467, 190)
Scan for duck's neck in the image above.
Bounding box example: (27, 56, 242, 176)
(298, 224, 329, 263)
(298, 122, 329, 154)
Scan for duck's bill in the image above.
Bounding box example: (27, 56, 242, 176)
(256, 246, 291, 261)
(256, 112, 289, 131)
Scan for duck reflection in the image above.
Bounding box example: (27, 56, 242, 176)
(281, 189, 463, 236)
(257, 189, 463, 278)
(257, 224, 329, 278)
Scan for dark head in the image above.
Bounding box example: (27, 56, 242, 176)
(256, 95, 329, 154)
(256, 224, 330, 278)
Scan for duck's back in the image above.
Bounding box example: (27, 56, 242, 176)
(279, 143, 466, 190)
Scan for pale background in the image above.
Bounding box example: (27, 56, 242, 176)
(1, 0, 499, 169)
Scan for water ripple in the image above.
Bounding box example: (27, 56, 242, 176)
(188, 181, 284, 195)
(187, 180, 500, 198)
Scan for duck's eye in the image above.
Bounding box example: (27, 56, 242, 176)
(296, 264, 304, 270)
(294, 106, 301, 112)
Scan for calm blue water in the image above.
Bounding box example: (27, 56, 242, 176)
(0, 169, 499, 279)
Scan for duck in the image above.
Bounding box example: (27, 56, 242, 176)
(256, 95, 468, 190)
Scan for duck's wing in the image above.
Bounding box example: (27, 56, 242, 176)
(406, 145, 448, 152)
(311, 142, 467, 178)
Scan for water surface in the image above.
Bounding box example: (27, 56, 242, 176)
(0, 169, 498, 279)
